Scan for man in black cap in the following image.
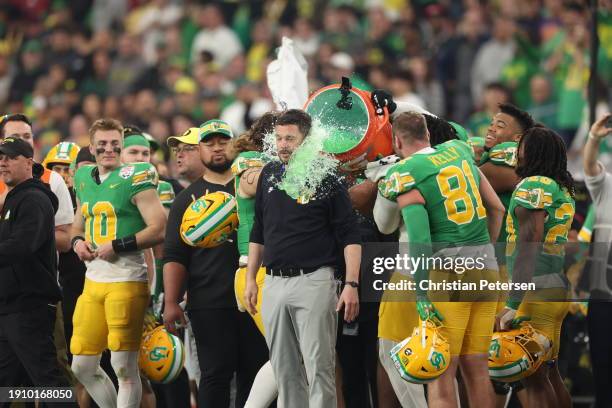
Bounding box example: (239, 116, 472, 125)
(0, 137, 67, 389)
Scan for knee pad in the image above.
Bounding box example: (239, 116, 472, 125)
(70, 336, 85, 355)
(111, 351, 139, 382)
(108, 333, 123, 352)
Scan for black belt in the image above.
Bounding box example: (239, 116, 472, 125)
(266, 266, 319, 278)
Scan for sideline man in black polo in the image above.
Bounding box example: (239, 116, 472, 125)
(245, 109, 362, 408)
(163, 120, 267, 408)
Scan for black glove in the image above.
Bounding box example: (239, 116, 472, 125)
(371, 89, 397, 115)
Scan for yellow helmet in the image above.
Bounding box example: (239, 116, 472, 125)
(139, 326, 185, 384)
(180, 191, 238, 248)
(42, 141, 80, 169)
(390, 320, 451, 384)
(488, 323, 552, 383)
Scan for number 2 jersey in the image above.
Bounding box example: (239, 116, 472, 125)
(74, 162, 158, 282)
(378, 139, 491, 245)
(506, 176, 575, 288)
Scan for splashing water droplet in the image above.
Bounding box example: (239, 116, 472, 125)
(277, 120, 340, 202)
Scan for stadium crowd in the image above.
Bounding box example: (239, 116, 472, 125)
(0, 1, 611, 408)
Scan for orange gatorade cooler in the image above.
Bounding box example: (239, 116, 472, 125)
(304, 78, 393, 162)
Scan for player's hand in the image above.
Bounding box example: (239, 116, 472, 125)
(337, 286, 359, 322)
(494, 307, 529, 331)
(371, 89, 397, 115)
(589, 113, 612, 140)
(416, 296, 443, 325)
(95, 242, 118, 262)
(364, 154, 401, 182)
(244, 278, 258, 315)
(74, 239, 96, 262)
(163, 302, 186, 335)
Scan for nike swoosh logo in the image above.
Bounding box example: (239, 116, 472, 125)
(109, 183, 120, 189)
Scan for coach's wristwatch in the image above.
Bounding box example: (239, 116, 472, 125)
(345, 281, 359, 288)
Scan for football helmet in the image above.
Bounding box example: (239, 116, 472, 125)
(390, 319, 451, 384)
(42, 142, 80, 169)
(139, 325, 185, 384)
(488, 323, 552, 383)
(180, 191, 238, 248)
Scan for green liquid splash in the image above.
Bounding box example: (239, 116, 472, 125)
(277, 121, 340, 203)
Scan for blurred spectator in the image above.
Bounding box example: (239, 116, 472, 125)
(47, 25, 86, 80)
(190, 4, 243, 68)
(364, 7, 404, 67)
(471, 17, 517, 104)
(221, 81, 273, 136)
(408, 56, 445, 117)
(246, 20, 273, 83)
(450, 9, 488, 122)
(323, 52, 371, 90)
(0, 52, 15, 108)
(108, 33, 147, 96)
(293, 18, 320, 58)
(10, 39, 46, 104)
(80, 49, 111, 97)
(467, 82, 512, 138)
(527, 74, 558, 129)
(388, 68, 426, 109)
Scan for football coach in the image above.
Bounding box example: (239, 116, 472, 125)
(245, 109, 362, 408)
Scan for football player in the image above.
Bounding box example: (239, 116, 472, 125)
(478, 103, 536, 405)
(496, 126, 574, 408)
(378, 112, 503, 407)
(70, 118, 167, 408)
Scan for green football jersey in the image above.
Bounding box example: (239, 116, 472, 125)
(75, 162, 158, 248)
(379, 143, 490, 244)
(484, 141, 518, 245)
(157, 180, 175, 208)
(506, 176, 575, 281)
(232, 151, 265, 257)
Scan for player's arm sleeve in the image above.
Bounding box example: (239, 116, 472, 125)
(513, 178, 553, 211)
(377, 163, 416, 203)
(0, 200, 52, 265)
(158, 182, 176, 208)
(130, 163, 158, 198)
(373, 193, 401, 234)
(401, 204, 432, 296)
(50, 172, 74, 226)
(578, 205, 595, 243)
(162, 192, 192, 267)
(249, 167, 266, 245)
(488, 142, 518, 168)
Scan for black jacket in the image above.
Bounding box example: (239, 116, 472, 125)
(0, 178, 61, 313)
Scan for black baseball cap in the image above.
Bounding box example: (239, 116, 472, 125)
(0, 137, 34, 158)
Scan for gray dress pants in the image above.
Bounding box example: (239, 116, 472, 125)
(261, 266, 338, 408)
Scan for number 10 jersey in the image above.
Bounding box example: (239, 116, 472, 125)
(74, 162, 158, 282)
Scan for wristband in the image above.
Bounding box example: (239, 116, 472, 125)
(112, 235, 138, 253)
(71, 235, 85, 250)
(345, 281, 359, 288)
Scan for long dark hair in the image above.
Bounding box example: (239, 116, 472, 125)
(516, 126, 575, 197)
(233, 111, 278, 153)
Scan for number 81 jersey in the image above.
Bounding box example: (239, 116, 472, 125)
(378, 141, 490, 245)
(74, 162, 158, 282)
